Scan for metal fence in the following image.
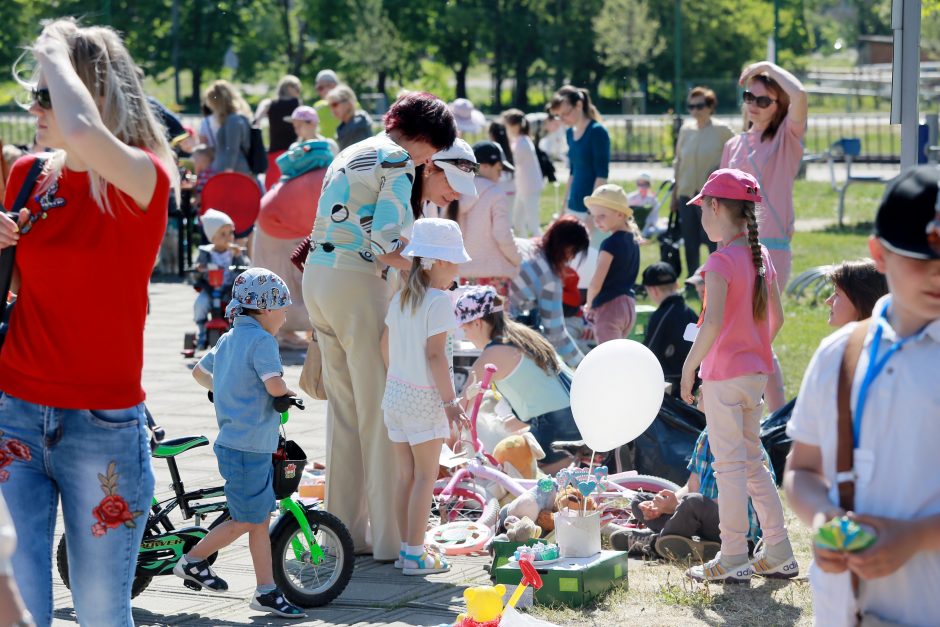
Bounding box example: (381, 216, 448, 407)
(0, 110, 904, 164)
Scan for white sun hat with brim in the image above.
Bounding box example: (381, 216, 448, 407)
(450, 98, 487, 134)
(432, 139, 479, 198)
(401, 218, 472, 264)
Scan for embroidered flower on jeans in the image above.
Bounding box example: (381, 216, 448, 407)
(5, 440, 30, 461)
(91, 461, 143, 537)
(0, 432, 32, 482)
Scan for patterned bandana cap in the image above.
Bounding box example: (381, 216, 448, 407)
(455, 285, 503, 325)
(225, 267, 292, 321)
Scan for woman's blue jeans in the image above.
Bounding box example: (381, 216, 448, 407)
(0, 391, 154, 627)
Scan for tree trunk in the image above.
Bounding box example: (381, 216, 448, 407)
(191, 67, 203, 107)
(454, 62, 468, 99)
(377, 70, 387, 95)
(514, 60, 529, 109)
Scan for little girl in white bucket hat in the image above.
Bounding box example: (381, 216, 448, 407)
(380, 218, 471, 575)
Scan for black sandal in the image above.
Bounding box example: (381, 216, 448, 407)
(249, 589, 306, 618)
(172, 556, 229, 592)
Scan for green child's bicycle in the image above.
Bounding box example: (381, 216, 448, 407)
(57, 396, 354, 608)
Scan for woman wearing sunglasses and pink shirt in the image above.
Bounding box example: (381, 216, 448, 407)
(721, 61, 807, 412)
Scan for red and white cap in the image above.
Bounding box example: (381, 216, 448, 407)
(688, 168, 762, 206)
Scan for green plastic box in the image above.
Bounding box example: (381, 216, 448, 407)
(494, 550, 629, 608)
(489, 539, 543, 580)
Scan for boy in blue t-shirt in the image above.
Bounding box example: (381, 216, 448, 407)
(174, 267, 305, 619)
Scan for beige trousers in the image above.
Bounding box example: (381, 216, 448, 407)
(702, 374, 788, 556)
(302, 265, 400, 560)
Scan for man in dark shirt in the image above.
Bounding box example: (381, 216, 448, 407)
(642, 262, 698, 397)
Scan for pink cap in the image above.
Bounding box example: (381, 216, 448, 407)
(688, 168, 762, 206)
(285, 105, 319, 124)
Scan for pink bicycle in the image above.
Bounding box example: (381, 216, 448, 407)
(432, 364, 679, 526)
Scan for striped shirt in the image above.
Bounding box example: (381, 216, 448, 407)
(509, 239, 584, 368)
(687, 428, 775, 543)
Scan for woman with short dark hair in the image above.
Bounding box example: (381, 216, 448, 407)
(673, 85, 733, 276)
(302, 92, 456, 562)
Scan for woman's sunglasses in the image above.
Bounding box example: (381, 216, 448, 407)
(31, 87, 52, 110)
(687, 102, 708, 111)
(742, 90, 776, 109)
(435, 158, 479, 174)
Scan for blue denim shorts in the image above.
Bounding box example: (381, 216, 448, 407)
(214, 443, 275, 524)
(528, 407, 583, 465)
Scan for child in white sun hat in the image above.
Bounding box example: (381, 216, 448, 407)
(380, 218, 471, 576)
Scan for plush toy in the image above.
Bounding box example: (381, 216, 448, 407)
(455, 584, 506, 627)
(554, 485, 596, 512)
(500, 478, 558, 532)
(493, 433, 545, 480)
(504, 515, 541, 542)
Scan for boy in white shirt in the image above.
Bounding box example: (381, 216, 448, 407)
(784, 165, 940, 626)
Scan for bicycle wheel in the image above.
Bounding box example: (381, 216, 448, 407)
(57, 535, 153, 598)
(432, 482, 488, 524)
(271, 509, 354, 608)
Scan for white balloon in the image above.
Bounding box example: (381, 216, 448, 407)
(570, 339, 665, 452)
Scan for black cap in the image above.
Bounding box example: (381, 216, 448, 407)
(642, 262, 678, 286)
(875, 165, 940, 260)
(472, 141, 514, 171)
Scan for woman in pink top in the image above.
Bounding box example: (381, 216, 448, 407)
(680, 169, 796, 585)
(721, 61, 807, 290)
(722, 61, 807, 412)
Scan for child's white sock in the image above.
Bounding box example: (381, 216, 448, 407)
(405, 544, 424, 561)
(256, 583, 276, 594)
(400, 541, 407, 555)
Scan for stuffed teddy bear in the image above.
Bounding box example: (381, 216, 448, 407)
(493, 433, 545, 480)
(503, 515, 540, 542)
(554, 485, 596, 512)
(454, 584, 506, 627)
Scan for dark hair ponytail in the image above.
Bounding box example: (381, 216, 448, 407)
(549, 85, 602, 122)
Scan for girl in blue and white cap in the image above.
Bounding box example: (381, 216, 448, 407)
(181, 267, 306, 619)
(380, 218, 471, 576)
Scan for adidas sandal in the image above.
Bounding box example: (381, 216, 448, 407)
(685, 553, 753, 584)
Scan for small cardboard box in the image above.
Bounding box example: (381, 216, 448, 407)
(494, 550, 628, 608)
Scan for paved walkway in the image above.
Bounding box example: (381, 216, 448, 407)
(50, 280, 493, 627)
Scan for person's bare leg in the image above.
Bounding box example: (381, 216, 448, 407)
(0, 575, 31, 626)
(392, 442, 415, 545)
(186, 519, 251, 560)
(247, 522, 274, 587)
(407, 439, 444, 547)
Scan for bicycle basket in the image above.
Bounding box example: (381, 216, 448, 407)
(272, 439, 307, 499)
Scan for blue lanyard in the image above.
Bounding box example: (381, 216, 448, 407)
(852, 298, 927, 447)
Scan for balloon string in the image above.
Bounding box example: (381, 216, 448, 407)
(584, 450, 596, 517)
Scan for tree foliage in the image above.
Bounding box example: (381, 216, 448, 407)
(0, 0, 831, 112)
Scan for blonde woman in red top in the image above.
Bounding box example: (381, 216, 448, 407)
(0, 19, 175, 626)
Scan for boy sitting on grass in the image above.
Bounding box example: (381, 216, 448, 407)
(785, 165, 940, 626)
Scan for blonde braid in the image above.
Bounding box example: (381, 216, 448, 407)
(743, 201, 768, 320)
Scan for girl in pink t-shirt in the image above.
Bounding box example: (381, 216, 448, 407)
(679, 169, 797, 584)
